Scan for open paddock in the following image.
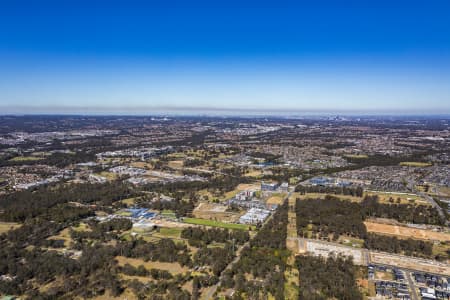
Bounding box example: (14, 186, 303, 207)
(344, 154, 369, 159)
(47, 228, 72, 247)
(295, 192, 362, 203)
(266, 193, 285, 205)
(168, 160, 184, 168)
(115, 256, 188, 275)
(365, 190, 429, 205)
(9, 156, 43, 162)
(0, 221, 21, 233)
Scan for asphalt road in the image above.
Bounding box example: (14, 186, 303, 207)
(406, 270, 420, 300)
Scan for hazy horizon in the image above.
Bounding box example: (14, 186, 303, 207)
(1, 105, 450, 117)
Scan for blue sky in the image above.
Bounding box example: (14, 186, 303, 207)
(1, 0, 450, 114)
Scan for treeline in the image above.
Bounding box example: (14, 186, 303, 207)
(140, 198, 195, 218)
(295, 196, 441, 258)
(180, 227, 249, 247)
(0, 243, 124, 299)
(183, 158, 204, 167)
(120, 264, 172, 280)
(345, 153, 431, 168)
(221, 201, 289, 300)
(361, 195, 443, 225)
(71, 218, 132, 243)
(248, 151, 281, 163)
(296, 197, 366, 241)
(296, 255, 362, 300)
(251, 200, 288, 249)
(0, 151, 95, 168)
(193, 243, 235, 276)
(295, 185, 364, 198)
(364, 233, 433, 258)
(1, 206, 92, 248)
(0, 182, 136, 222)
(115, 238, 192, 267)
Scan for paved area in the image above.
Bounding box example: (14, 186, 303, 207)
(406, 270, 419, 300)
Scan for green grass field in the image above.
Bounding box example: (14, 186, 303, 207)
(158, 227, 182, 238)
(161, 209, 177, 218)
(183, 217, 251, 230)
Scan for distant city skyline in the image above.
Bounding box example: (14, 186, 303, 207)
(1, 1, 450, 114)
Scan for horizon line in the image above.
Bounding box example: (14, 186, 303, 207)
(1, 105, 450, 116)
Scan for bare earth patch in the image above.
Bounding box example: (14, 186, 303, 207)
(364, 221, 450, 242)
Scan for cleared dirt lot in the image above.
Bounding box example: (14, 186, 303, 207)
(364, 221, 450, 242)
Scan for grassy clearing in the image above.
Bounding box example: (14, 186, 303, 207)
(0, 221, 21, 233)
(161, 209, 177, 218)
(183, 217, 251, 230)
(157, 227, 182, 238)
(168, 160, 184, 168)
(267, 194, 285, 206)
(196, 189, 218, 202)
(96, 171, 118, 181)
(432, 242, 450, 258)
(400, 161, 432, 167)
(339, 236, 365, 248)
(167, 152, 187, 159)
(345, 154, 369, 159)
(365, 191, 428, 205)
(9, 156, 43, 162)
(72, 222, 90, 232)
(121, 197, 137, 205)
(130, 161, 153, 169)
(297, 192, 362, 203)
(115, 256, 188, 274)
(375, 270, 394, 281)
(47, 228, 72, 247)
(438, 186, 450, 197)
(119, 273, 153, 284)
(244, 169, 263, 177)
(116, 210, 132, 217)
